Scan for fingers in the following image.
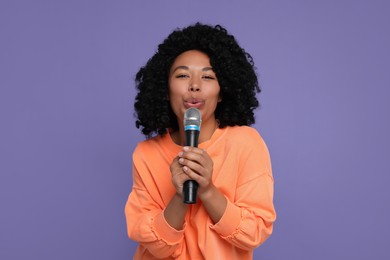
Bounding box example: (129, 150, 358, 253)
(182, 165, 203, 183)
(178, 147, 213, 183)
(170, 156, 192, 196)
(172, 147, 214, 197)
(171, 157, 190, 180)
(179, 147, 211, 167)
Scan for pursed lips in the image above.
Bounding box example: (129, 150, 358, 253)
(184, 98, 204, 108)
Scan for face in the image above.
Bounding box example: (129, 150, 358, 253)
(168, 50, 221, 127)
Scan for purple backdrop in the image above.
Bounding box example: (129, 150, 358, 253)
(1, 0, 389, 259)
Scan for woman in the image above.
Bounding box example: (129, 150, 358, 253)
(125, 23, 276, 259)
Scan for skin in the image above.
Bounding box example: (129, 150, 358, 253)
(163, 50, 228, 230)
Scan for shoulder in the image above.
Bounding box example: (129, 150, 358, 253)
(224, 126, 263, 142)
(135, 135, 159, 149)
(133, 135, 165, 157)
(221, 126, 269, 152)
(133, 133, 179, 162)
(226, 125, 259, 134)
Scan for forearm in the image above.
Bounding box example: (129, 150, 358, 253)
(198, 184, 227, 224)
(164, 193, 189, 230)
(208, 175, 276, 250)
(126, 190, 186, 258)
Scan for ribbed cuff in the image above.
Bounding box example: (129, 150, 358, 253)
(209, 199, 241, 237)
(153, 211, 185, 244)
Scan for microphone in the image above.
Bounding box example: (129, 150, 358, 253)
(183, 108, 201, 204)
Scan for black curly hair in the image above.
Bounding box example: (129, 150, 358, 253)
(134, 22, 260, 137)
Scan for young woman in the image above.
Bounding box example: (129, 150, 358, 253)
(125, 23, 276, 259)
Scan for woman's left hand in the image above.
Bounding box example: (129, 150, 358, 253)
(178, 146, 214, 196)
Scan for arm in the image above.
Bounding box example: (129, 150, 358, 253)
(210, 173, 275, 250)
(125, 149, 189, 258)
(178, 132, 276, 250)
(210, 134, 276, 250)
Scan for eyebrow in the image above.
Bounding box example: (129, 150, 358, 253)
(172, 66, 214, 72)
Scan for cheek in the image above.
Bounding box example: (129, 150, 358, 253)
(168, 89, 182, 102)
(168, 81, 186, 96)
(211, 85, 221, 99)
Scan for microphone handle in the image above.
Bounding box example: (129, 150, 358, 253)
(184, 129, 199, 147)
(183, 129, 199, 204)
(183, 180, 198, 204)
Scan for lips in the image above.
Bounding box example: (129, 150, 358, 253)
(184, 98, 204, 108)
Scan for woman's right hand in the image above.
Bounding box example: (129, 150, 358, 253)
(164, 156, 190, 230)
(170, 156, 191, 197)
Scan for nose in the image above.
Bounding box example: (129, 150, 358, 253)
(188, 79, 201, 92)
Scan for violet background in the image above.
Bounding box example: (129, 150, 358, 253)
(1, 0, 389, 259)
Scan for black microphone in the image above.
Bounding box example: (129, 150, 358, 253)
(183, 108, 201, 204)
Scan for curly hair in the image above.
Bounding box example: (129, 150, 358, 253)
(134, 23, 260, 137)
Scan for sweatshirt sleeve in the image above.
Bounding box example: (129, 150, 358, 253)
(210, 129, 276, 250)
(124, 147, 185, 258)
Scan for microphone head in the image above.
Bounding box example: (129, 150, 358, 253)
(184, 108, 201, 130)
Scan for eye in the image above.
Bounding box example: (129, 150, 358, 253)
(202, 75, 215, 80)
(176, 74, 189, 78)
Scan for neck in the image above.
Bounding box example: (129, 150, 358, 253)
(173, 119, 219, 146)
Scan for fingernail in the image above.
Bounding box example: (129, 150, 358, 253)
(179, 158, 184, 164)
(183, 146, 190, 151)
(178, 151, 183, 157)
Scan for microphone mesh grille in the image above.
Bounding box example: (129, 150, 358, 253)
(184, 108, 201, 127)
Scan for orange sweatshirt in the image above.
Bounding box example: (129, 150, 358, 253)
(125, 126, 276, 259)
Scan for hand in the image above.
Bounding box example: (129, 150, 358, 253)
(170, 156, 191, 197)
(177, 146, 214, 197)
(177, 146, 227, 224)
